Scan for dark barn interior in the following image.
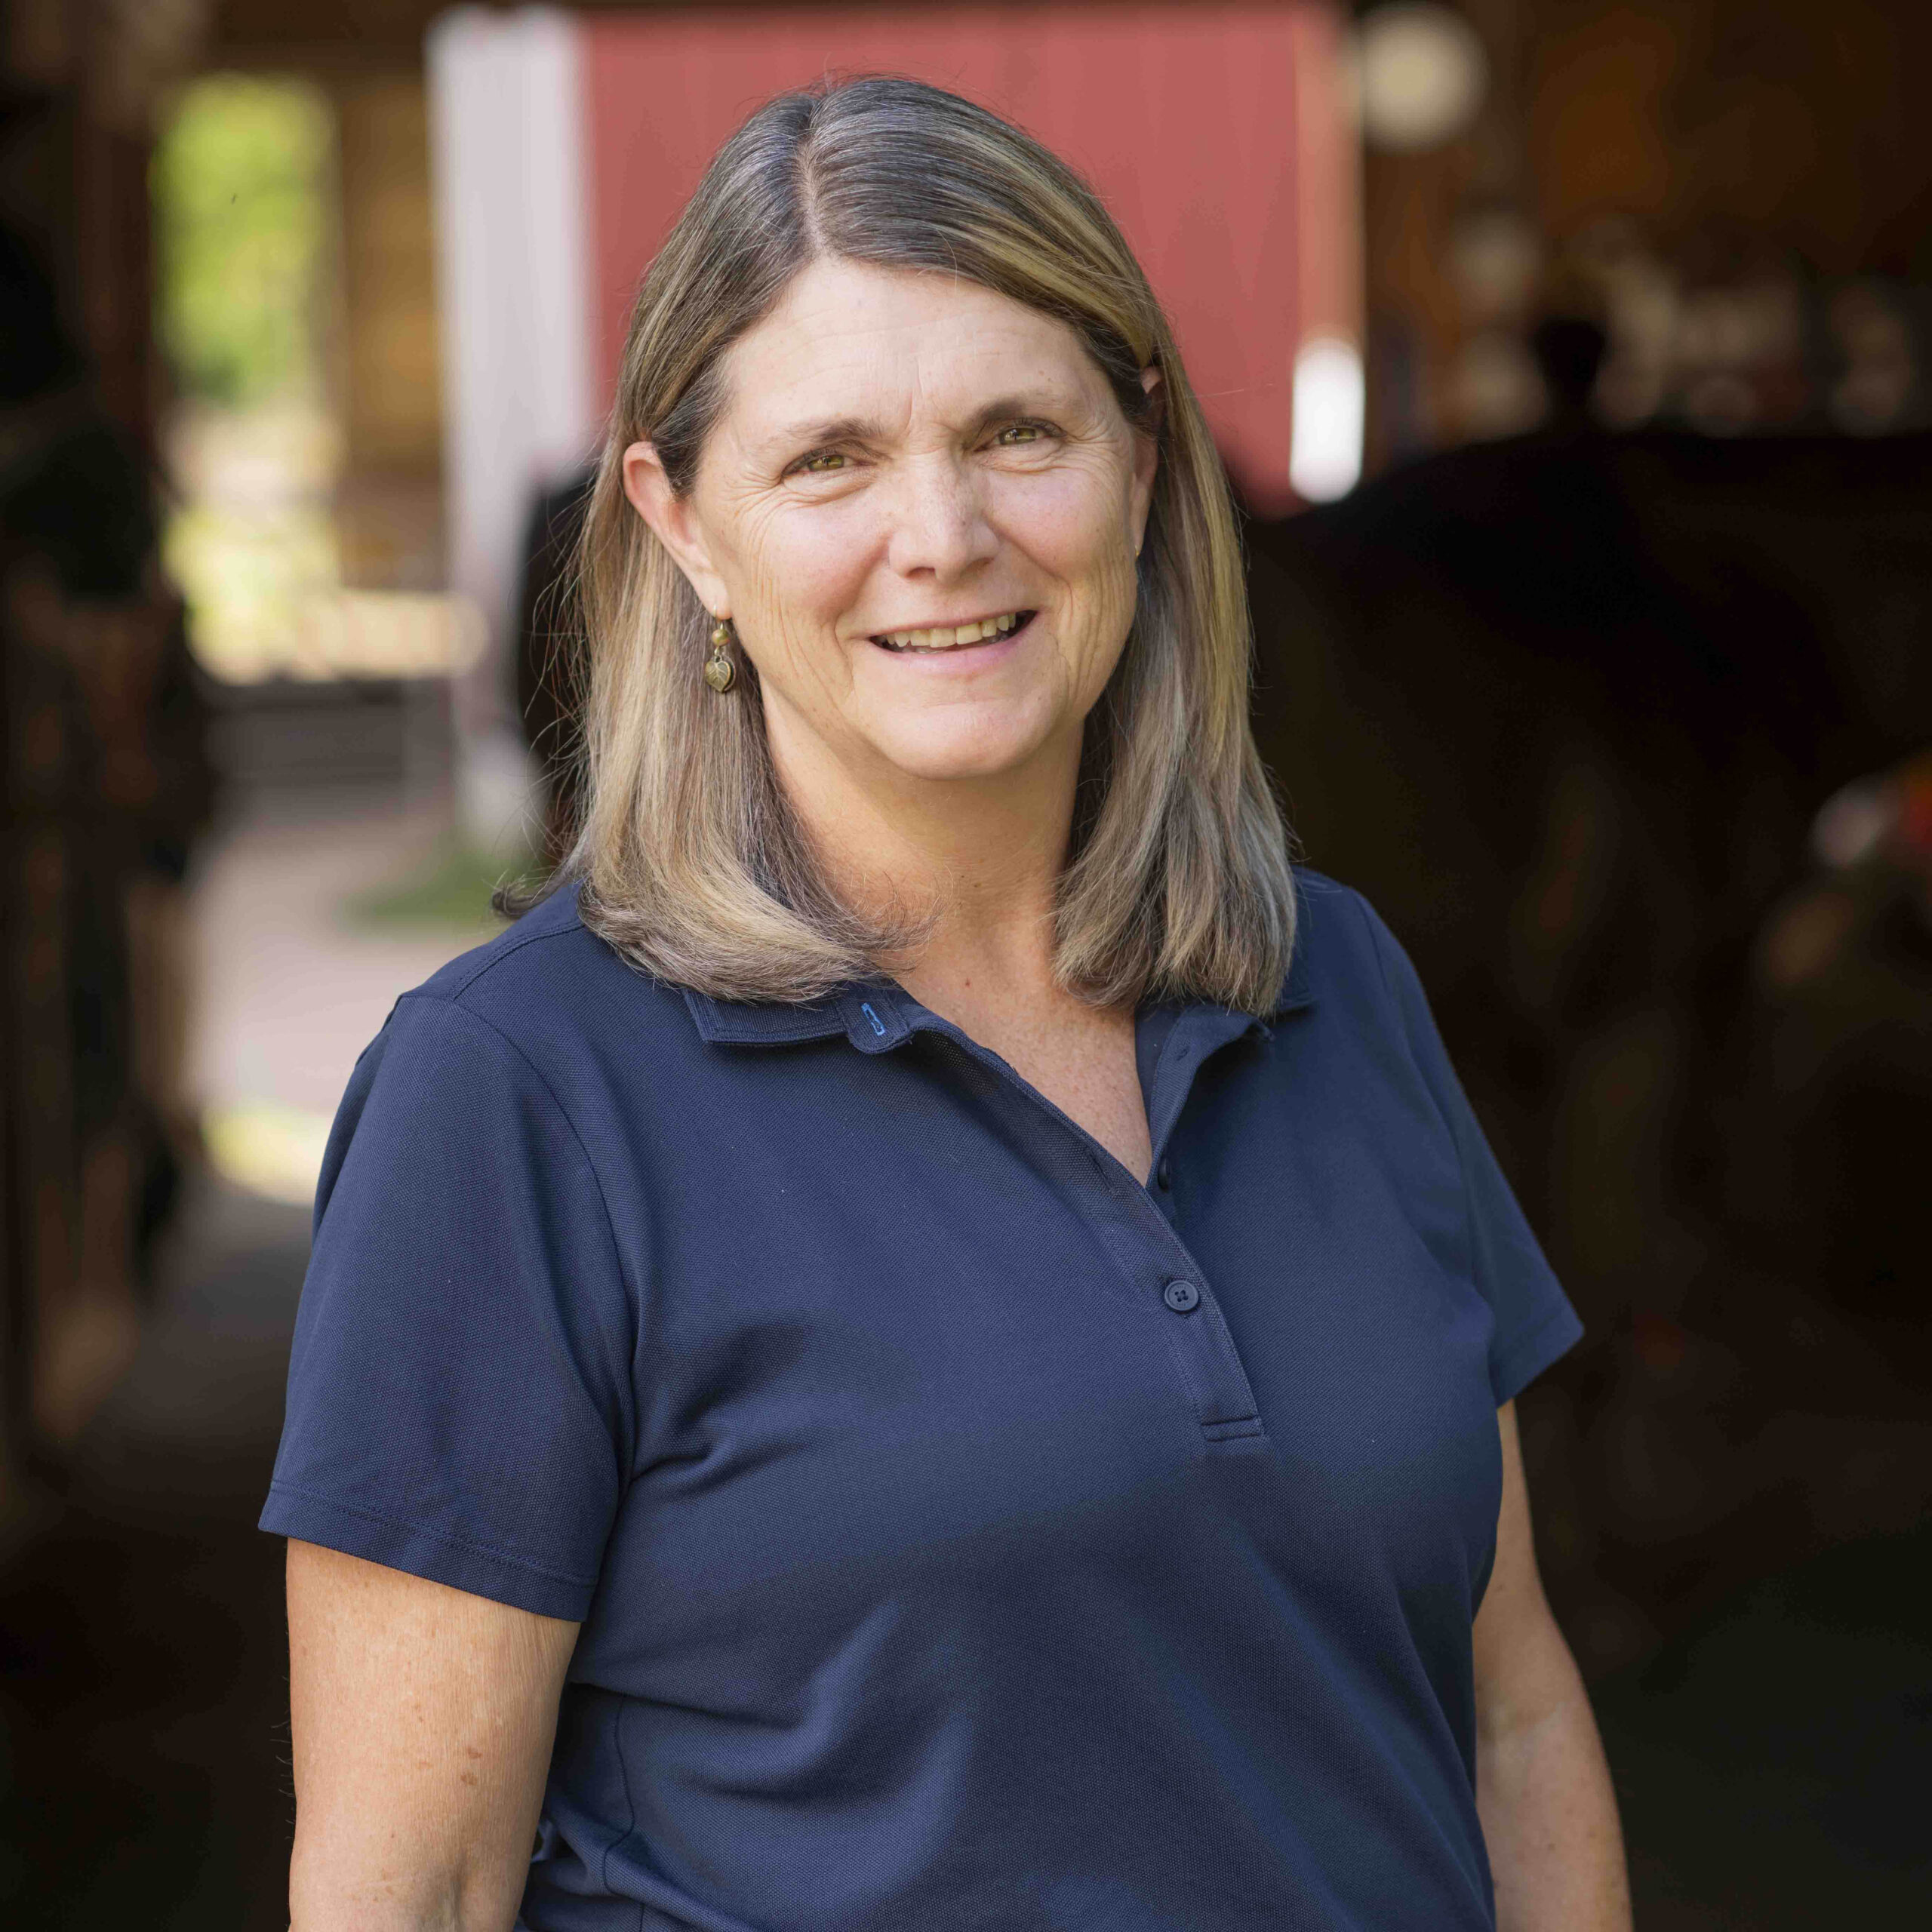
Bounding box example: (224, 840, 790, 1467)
(2, 2, 1928, 1927)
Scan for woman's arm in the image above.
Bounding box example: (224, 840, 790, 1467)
(1472, 1403, 1632, 1932)
(286, 1539, 580, 1931)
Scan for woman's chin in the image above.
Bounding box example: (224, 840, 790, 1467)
(867, 713, 1056, 785)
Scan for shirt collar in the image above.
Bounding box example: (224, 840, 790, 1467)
(683, 936, 1312, 1053)
(680, 986, 861, 1048)
(681, 982, 936, 1054)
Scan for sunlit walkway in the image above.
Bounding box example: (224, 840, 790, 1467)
(189, 785, 500, 1204)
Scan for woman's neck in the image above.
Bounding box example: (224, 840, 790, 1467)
(767, 709, 1080, 998)
(765, 703, 1149, 1181)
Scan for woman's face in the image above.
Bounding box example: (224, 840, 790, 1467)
(626, 258, 1158, 791)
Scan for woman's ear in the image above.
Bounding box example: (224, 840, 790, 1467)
(622, 441, 731, 617)
(1139, 362, 1166, 423)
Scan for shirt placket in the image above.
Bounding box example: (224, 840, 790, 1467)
(842, 989, 1269, 1449)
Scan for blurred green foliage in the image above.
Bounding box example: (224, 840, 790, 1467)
(153, 75, 333, 407)
(342, 840, 542, 934)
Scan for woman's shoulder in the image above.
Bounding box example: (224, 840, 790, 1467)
(1283, 869, 1477, 1144)
(383, 878, 694, 1076)
(321, 881, 705, 1219)
(1287, 866, 1409, 1011)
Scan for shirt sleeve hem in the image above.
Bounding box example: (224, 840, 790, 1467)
(1490, 1300, 1585, 1407)
(259, 1483, 597, 1622)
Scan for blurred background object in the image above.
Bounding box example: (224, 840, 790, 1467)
(0, 3, 1925, 1927)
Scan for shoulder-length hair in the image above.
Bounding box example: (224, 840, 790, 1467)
(542, 74, 1296, 1012)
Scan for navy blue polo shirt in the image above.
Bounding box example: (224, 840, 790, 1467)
(263, 871, 1580, 1931)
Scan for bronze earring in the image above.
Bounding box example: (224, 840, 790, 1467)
(703, 616, 737, 694)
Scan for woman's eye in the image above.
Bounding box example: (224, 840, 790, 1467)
(995, 423, 1048, 446)
(795, 451, 849, 475)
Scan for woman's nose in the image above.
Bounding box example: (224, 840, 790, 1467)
(884, 454, 999, 580)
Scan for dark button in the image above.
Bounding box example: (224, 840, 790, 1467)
(1162, 1279, 1201, 1313)
(1155, 1158, 1173, 1191)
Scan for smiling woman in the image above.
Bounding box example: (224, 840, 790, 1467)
(266, 73, 1629, 1932)
(561, 77, 1288, 1014)
(620, 257, 1166, 976)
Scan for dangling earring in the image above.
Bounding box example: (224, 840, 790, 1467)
(703, 615, 738, 694)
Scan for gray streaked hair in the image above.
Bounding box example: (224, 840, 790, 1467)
(530, 73, 1297, 1012)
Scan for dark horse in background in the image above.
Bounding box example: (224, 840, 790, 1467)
(1244, 410, 1932, 1671)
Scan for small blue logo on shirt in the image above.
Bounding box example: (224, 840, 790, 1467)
(860, 1001, 887, 1037)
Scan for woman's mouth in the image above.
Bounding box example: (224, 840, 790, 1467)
(870, 610, 1035, 653)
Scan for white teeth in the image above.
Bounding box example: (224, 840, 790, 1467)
(878, 611, 1024, 651)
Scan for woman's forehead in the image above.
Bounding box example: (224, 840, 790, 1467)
(716, 258, 1107, 451)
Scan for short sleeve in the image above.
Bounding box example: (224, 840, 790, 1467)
(1352, 894, 1583, 1404)
(260, 992, 636, 1620)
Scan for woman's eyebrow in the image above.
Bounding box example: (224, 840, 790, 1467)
(961, 394, 1064, 437)
(765, 414, 881, 457)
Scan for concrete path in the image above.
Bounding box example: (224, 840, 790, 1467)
(187, 787, 501, 1202)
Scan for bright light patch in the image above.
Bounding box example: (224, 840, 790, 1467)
(1290, 337, 1364, 503)
(1355, 2, 1489, 154)
(204, 1100, 334, 1206)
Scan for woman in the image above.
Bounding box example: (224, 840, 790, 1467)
(269, 77, 1630, 1932)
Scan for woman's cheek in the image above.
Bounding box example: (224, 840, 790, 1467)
(758, 505, 874, 626)
(734, 519, 868, 703)
(995, 465, 1130, 580)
